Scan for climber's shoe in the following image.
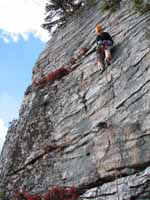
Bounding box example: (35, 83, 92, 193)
(99, 66, 105, 74)
(105, 58, 112, 66)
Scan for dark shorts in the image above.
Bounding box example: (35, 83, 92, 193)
(103, 40, 113, 50)
(97, 40, 113, 50)
(96, 40, 113, 61)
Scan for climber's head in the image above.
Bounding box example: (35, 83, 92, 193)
(96, 25, 103, 35)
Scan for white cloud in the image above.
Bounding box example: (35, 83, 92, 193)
(0, 0, 49, 42)
(0, 118, 7, 152)
(3, 37, 9, 43)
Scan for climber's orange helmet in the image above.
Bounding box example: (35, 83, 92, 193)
(95, 25, 103, 33)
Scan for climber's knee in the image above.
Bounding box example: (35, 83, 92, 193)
(105, 49, 112, 62)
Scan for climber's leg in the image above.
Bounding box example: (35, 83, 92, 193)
(103, 40, 113, 65)
(96, 47, 105, 72)
(104, 49, 112, 65)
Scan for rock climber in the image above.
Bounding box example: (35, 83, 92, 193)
(95, 24, 114, 72)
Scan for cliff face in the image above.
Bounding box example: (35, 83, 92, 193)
(0, 0, 150, 199)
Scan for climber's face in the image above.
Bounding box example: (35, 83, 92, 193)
(97, 30, 103, 35)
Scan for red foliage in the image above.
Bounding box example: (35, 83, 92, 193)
(79, 47, 88, 56)
(69, 57, 77, 65)
(32, 46, 89, 87)
(15, 190, 41, 200)
(15, 186, 79, 200)
(34, 67, 70, 86)
(47, 67, 70, 82)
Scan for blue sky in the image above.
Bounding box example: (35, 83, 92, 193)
(0, 35, 45, 123)
(0, 0, 49, 151)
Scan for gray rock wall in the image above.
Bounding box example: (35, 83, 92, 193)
(0, 0, 150, 199)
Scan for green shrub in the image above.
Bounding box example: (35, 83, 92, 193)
(133, 0, 150, 14)
(100, 0, 121, 13)
(0, 191, 5, 199)
(86, 0, 97, 6)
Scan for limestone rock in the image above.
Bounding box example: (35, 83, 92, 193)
(0, 0, 150, 199)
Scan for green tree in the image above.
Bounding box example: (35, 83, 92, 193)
(42, 0, 83, 32)
(133, 0, 150, 14)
